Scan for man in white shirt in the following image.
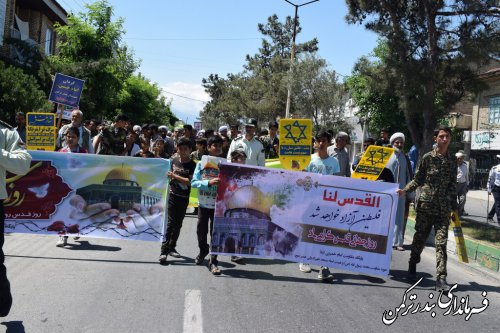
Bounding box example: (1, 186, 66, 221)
(487, 155, 500, 224)
(456, 152, 469, 217)
(57, 109, 94, 153)
(226, 118, 265, 167)
(327, 131, 351, 177)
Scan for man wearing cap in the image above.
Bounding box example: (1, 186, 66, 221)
(227, 118, 265, 167)
(456, 152, 469, 217)
(487, 155, 500, 224)
(386, 132, 412, 250)
(327, 131, 351, 177)
(260, 121, 280, 159)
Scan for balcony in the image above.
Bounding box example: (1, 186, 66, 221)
(9, 27, 41, 67)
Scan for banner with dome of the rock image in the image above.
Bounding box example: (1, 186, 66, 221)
(211, 163, 399, 276)
(4, 151, 169, 242)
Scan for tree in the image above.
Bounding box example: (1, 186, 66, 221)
(42, 0, 138, 120)
(290, 54, 349, 133)
(345, 0, 499, 153)
(117, 74, 178, 126)
(201, 15, 319, 127)
(345, 41, 406, 140)
(0, 60, 52, 124)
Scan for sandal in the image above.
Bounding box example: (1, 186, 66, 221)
(195, 253, 207, 265)
(209, 263, 221, 275)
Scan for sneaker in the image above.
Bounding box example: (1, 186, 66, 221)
(73, 237, 80, 241)
(299, 263, 311, 273)
(318, 266, 334, 281)
(158, 254, 168, 264)
(435, 278, 449, 291)
(230, 256, 243, 263)
(169, 249, 181, 258)
(56, 236, 67, 247)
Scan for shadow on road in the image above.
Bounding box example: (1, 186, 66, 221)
(1, 321, 25, 333)
(63, 240, 121, 251)
(5, 254, 158, 265)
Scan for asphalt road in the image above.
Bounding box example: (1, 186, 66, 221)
(1, 215, 499, 333)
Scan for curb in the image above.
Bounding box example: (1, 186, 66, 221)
(405, 218, 500, 282)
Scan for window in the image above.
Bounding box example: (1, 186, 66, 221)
(45, 28, 53, 55)
(489, 96, 500, 124)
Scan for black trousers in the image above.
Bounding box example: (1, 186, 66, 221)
(161, 194, 189, 255)
(0, 200, 13, 317)
(196, 207, 218, 265)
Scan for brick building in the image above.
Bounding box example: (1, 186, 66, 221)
(0, 0, 67, 63)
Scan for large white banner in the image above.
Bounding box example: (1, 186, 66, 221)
(212, 163, 399, 276)
(5, 151, 169, 242)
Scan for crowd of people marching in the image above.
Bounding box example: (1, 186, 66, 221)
(7, 110, 467, 290)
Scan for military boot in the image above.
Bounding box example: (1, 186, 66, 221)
(435, 278, 449, 291)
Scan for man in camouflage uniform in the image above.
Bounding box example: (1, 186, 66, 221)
(397, 126, 457, 290)
(260, 121, 279, 159)
(94, 114, 129, 156)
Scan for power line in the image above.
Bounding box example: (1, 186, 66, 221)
(70, 0, 84, 11)
(162, 91, 208, 103)
(125, 37, 261, 41)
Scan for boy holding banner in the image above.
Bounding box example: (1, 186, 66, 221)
(298, 130, 339, 281)
(159, 138, 196, 263)
(191, 135, 224, 275)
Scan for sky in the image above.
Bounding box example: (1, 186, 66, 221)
(58, 0, 379, 124)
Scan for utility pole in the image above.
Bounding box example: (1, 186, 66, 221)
(284, 0, 319, 119)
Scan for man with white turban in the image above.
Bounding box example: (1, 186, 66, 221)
(387, 132, 412, 250)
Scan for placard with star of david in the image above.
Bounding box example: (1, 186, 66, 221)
(352, 146, 395, 181)
(279, 119, 312, 171)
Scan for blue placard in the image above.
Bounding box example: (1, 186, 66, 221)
(48, 73, 85, 108)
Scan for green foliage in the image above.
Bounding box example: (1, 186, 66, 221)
(345, 0, 499, 153)
(0, 61, 53, 124)
(45, 0, 138, 120)
(117, 74, 178, 126)
(345, 46, 409, 140)
(290, 54, 349, 133)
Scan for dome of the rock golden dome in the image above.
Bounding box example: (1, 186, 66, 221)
(227, 185, 271, 216)
(104, 166, 137, 182)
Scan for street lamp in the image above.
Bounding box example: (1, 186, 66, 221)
(284, 0, 320, 119)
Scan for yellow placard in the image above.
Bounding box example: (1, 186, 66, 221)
(279, 119, 312, 170)
(352, 146, 394, 180)
(450, 211, 469, 263)
(26, 112, 57, 151)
